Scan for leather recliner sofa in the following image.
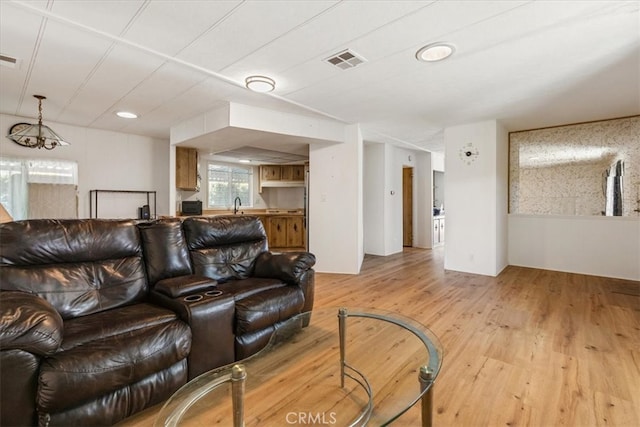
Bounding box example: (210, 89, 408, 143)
(0, 215, 315, 427)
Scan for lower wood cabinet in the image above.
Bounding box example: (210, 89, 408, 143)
(263, 216, 305, 250)
(286, 216, 304, 248)
(269, 217, 288, 248)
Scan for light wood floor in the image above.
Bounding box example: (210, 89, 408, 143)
(120, 246, 640, 426)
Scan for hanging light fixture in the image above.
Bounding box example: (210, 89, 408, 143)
(7, 95, 70, 150)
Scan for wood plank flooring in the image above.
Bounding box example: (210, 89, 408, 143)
(119, 246, 640, 426)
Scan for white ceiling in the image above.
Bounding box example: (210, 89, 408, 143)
(1, 0, 638, 155)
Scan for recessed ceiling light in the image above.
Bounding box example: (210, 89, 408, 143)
(116, 111, 138, 119)
(245, 75, 275, 93)
(416, 43, 455, 62)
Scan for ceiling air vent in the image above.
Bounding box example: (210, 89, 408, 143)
(0, 54, 19, 68)
(324, 49, 366, 70)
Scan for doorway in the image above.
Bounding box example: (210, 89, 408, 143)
(402, 167, 413, 247)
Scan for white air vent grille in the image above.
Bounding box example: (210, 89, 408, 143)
(324, 49, 366, 70)
(0, 54, 19, 68)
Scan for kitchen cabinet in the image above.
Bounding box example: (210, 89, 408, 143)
(268, 217, 288, 248)
(261, 165, 281, 181)
(259, 164, 306, 193)
(281, 165, 305, 181)
(176, 147, 199, 190)
(286, 216, 304, 248)
(433, 216, 445, 245)
(265, 216, 305, 250)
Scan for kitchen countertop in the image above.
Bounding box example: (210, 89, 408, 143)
(176, 208, 304, 217)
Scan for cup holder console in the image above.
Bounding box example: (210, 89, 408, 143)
(183, 289, 223, 303)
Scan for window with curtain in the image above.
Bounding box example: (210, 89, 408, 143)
(207, 163, 253, 208)
(0, 157, 78, 220)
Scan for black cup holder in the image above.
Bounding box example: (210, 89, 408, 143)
(183, 290, 223, 303)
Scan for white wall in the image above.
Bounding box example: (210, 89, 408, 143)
(432, 152, 445, 172)
(495, 122, 509, 273)
(444, 120, 508, 276)
(415, 151, 433, 248)
(1, 113, 170, 219)
(386, 145, 410, 254)
(309, 124, 363, 273)
(364, 143, 386, 255)
(363, 142, 432, 254)
(509, 215, 640, 281)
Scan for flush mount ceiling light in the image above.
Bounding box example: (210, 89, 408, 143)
(116, 111, 138, 119)
(245, 75, 275, 93)
(7, 95, 70, 150)
(416, 43, 455, 62)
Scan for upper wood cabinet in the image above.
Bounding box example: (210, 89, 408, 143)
(261, 165, 281, 181)
(280, 165, 305, 181)
(259, 164, 306, 193)
(176, 147, 199, 191)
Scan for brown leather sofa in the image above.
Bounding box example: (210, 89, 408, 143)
(0, 215, 315, 427)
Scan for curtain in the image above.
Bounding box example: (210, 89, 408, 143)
(0, 157, 78, 220)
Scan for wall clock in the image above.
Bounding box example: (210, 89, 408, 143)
(459, 142, 479, 165)
(8, 122, 31, 145)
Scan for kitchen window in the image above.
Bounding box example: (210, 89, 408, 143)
(206, 163, 253, 208)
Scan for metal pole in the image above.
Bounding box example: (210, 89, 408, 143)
(419, 365, 434, 427)
(231, 364, 246, 427)
(338, 308, 347, 388)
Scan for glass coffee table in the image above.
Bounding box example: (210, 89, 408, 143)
(155, 307, 442, 426)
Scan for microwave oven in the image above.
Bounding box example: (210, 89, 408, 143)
(181, 200, 202, 216)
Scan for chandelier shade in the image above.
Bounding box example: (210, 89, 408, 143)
(7, 95, 70, 150)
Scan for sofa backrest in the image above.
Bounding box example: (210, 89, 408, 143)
(0, 219, 147, 319)
(137, 218, 192, 286)
(182, 216, 268, 282)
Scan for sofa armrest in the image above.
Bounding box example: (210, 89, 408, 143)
(0, 291, 63, 355)
(253, 252, 316, 285)
(153, 275, 218, 298)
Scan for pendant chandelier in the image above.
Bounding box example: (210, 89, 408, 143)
(7, 95, 70, 150)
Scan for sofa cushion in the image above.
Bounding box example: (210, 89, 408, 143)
(183, 216, 267, 248)
(40, 361, 187, 427)
(138, 219, 192, 286)
(183, 216, 268, 282)
(37, 311, 191, 413)
(0, 219, 147, 319)
(0, 291, 63, 355)
(216, 277, 286, 301)
(60, 303, 181, 351)
(235, 326, 275, 360)
(235, 287, 305, 335)
(253, 252, 317, 284)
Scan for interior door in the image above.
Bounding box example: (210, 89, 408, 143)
(402, 167, 413, 247)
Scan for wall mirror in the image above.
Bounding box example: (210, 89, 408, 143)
(509, 116, 639, 217)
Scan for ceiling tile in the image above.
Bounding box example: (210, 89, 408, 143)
(123, 0, 243, 55)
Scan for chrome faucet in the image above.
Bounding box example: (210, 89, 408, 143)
(233, 196, 242, 215)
